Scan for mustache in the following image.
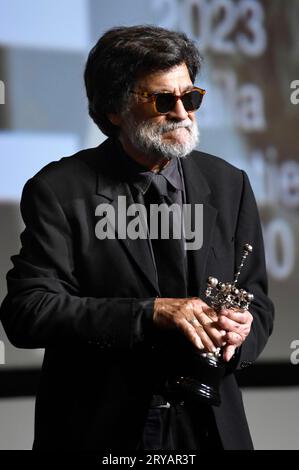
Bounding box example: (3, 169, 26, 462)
(157, 119, 193, 133)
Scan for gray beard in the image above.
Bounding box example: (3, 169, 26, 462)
(122, 115, 200, 160)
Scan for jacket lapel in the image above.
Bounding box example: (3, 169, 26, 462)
(181, 153, 218, 296)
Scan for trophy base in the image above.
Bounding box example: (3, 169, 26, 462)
(163, 351, 226, 407)
(165, 376, 221, 406)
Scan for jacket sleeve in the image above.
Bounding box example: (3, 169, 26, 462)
(227, 170, 275, 372)
(0, 176, 155, 350)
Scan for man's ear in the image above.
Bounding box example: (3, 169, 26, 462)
(108, 113, 122, 126)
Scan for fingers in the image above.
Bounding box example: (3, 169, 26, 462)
(218, 308, 253, 350)
(174, 302, 221, 352)
(180, 319, 205, 350)
(153, 297, 226, 352)
(192, 300, 225, 349)
(176, 317, 218, 353)
(222, 344, 236, 362)
(218, 309, 252, 337)
(203, 323, 227, 348)
(195, 311, 225, 347)
(201, 303, 218, 321)
(225, 331, 243, 347)
(193, 322, 219, 353)
(193, 315, 225, 348)
(218, 315, 245, 334)
(220, 308, 253, 325)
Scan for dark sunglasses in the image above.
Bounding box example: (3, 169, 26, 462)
(130, 86, 206, 114)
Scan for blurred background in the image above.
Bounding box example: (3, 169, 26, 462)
(0, 0, 298, 449)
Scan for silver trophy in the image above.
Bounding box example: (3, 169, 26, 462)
(206, 243, 254, 313)
(164, 243, 254, 406)
(204, 243, 254, 360)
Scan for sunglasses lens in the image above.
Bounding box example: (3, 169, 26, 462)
(155, 90, 204, 113)
(155, 93, 177, 113)
(182, 90, 203, 111)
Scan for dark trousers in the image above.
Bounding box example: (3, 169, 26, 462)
(141, 403, 223, 450)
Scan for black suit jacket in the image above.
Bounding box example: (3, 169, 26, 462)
(0, 138, 274, 450)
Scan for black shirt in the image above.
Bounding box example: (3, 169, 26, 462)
(115, 140, 188, 291)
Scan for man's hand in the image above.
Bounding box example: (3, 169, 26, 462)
(153, 298, 253, 362)
(153, 297, 226, 353)
(217, 308, 253, 361)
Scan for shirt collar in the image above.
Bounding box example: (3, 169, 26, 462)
(114, 139, 183, 195)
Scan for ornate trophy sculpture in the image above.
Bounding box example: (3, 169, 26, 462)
(164, 244, 254, 406)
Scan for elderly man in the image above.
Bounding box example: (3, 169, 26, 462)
(0, 25, 274, 450)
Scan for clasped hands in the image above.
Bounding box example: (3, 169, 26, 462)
(153, 297, 253, 362)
